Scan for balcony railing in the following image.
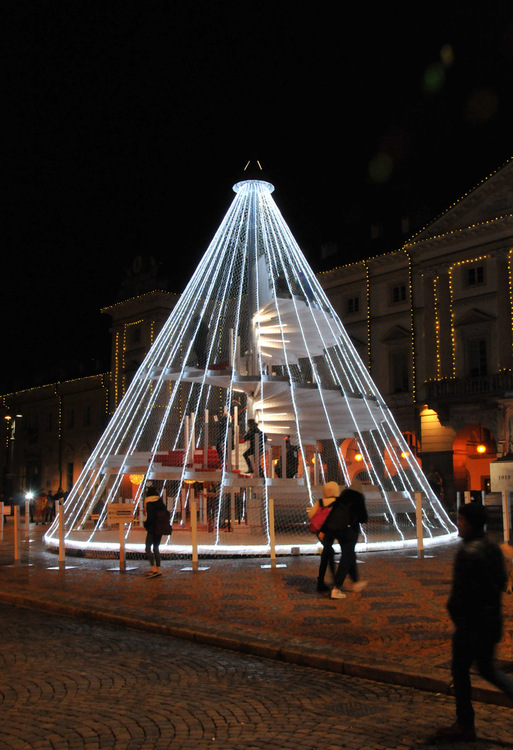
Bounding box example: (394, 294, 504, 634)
(425, 371, 513, 400)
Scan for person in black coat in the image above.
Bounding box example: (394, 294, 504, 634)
(143, 487, 166, 578)
(319, 484, 368, 600)
(434, 503, 513, 743)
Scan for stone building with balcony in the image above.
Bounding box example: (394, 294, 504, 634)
(319, 158, 513, 508)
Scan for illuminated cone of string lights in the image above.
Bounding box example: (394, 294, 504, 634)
(44, 163, 456, 556)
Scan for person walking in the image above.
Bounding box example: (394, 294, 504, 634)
(35, 490, 47, 525)
(319, 482, 368, 600)
(243, 419, 265, 475)
(434, 502, 513, 743)
(143, 487, 167, 578)
(307, 481, 339, 592)
(44, 491, 55, 523)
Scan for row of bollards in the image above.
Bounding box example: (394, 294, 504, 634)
(0, 500, 67, 568)
(8, 488, 501, 572)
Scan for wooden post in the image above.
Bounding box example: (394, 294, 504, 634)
(415, 492, 424, 559)
(191, 412, 196, 465)
(502, 490, 510, 543)
(185, 415, 190, 464)
(24, 500, 30, 536)
(268, 496, 276, 568)
(59, 501, 65, 567)
(254, 435, 260, 477)
(0, 501, 4, 541)
(191, 498, 198, 571)
(203, 409, 209, 468)
(118, 521, 126, 571)
(234, 407, 239, 470)
(227, 424, 233, 472)
(14, 505, 20, 562)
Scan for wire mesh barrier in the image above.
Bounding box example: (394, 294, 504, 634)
(44, 169, 456, 558)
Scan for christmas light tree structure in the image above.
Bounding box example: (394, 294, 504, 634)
(45, 164, 456, 556)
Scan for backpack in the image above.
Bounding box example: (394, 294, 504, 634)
(308, 501, 332, 534)
(154, 508, 173, 536)
(322, 495, 353, 535)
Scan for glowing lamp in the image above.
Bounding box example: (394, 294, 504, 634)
(129, 474, 144, 485)
(476, 444, 487, 454)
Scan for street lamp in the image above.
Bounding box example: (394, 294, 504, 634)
(4, 414, 23, 501)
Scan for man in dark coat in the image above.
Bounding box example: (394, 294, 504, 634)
(435, 503, 513, 743)
(319, 484, 368, 600)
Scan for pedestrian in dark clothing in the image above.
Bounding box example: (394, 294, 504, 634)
(143, 487, 166, 578)
(307, 481, 339, 591)
(319, 483, 368, 600)
(243, 419, 266, 475)
(434, 502, 513, 744)
(44, 492, 55, 523)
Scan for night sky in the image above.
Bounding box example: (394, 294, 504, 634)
(3, 1, 513, 393)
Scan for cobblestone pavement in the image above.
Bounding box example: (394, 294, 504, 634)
(1, 522, 513, 748)
(2, 603, 513, 750)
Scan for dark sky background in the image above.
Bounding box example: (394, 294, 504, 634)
(3, 1, 513, 393)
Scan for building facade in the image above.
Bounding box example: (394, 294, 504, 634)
(319, 159, 513, 508)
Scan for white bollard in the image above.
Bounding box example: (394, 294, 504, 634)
(415, 492, 424, 559)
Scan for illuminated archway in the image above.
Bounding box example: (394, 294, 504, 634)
(453, 423, 497, 494)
